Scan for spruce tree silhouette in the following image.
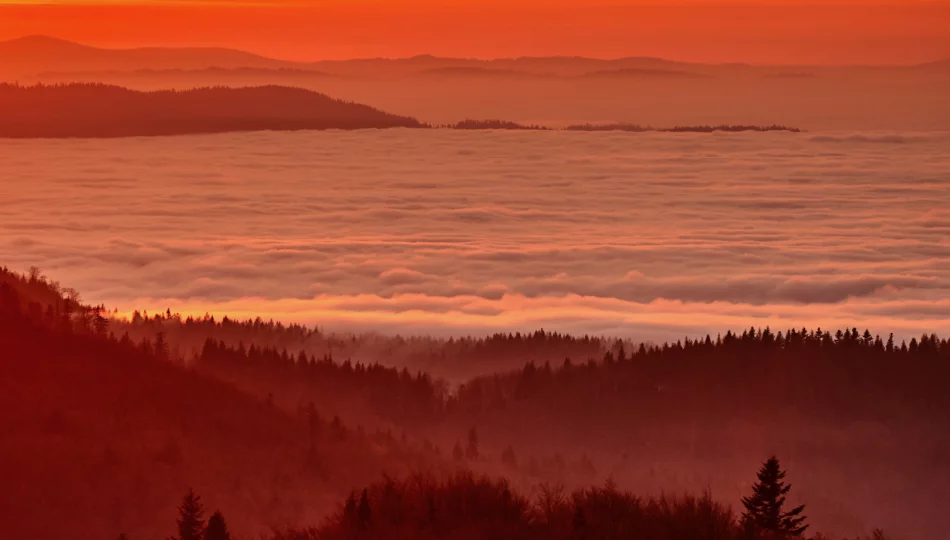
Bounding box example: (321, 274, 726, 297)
(0, 282, 20, 319)
(175, 489, 205, 540)
(342, 491, 358, 528)
(501, 444, 518, 468)
(357, 488, 372, 529)
(204, 511, 231, 540)
(306, 400, 321, 453)
(465, 427, 479, 460)
(92, 305, 109, 335)
(572, 505, 587, 539)
(154, 331, 170, 361)
(741, 456, 808, 537)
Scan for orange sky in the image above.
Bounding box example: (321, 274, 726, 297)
(1, 1, 949, 64)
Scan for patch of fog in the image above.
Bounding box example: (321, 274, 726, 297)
(2, 129, 950, 341)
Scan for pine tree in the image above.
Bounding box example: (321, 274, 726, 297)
(154, 331, 170, 361)
(501, 444, 518, 469)
(343, 491, 358, 527)
(306, 401, 321, 452)
(741, 456, 808, 536)
(465, 427, 479, 460)
(572, 505, 587, 539)
(330, 415, 346, 441)
(204, 511, 231, 540)
(92, 305, 109, 335)
(357, 488, 372, 529)
(176, 489, 205, 540)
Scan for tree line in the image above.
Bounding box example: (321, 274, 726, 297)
(161, 457, 894, 540)
(2, 266, 943, 538)
(0, 269, 445, 540)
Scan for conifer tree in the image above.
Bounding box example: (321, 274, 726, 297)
(465, 427, 479, 460)
(572, 505, 587, 539)
(204, 511, 231, 540)
(357, 488, 372, 529)
(741, 456, 807, 536)
(92, 305, 109, 335)
(154, 331, 170, 361)
(176, 489, 205, 540)
(306, 401, 321, 450)
(343, 491, 358, 527)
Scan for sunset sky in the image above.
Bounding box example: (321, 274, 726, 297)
(1, 0, 949, 64)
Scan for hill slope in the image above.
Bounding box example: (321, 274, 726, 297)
(0, 269, 443, 540)
(0, 35, 299, 78)
(0, 83, 425, 137)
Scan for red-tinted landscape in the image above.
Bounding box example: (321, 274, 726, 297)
(2, 36, 949, 130)
(1, 2, 949, 540)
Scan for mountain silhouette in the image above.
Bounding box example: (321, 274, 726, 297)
(0, 36, 714, 80)
(4, 36, 947, 132)
(0, 35, 299, 78)
(414, 67, 554, 79)
(581, 67, 711, 79)
(35, 66, 339, 84)
(5, 36, 946, 82)
(911, 58, 950, 71)
(0, 83, 424, 138)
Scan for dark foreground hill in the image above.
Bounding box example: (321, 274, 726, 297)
(0, 269, 444, 540)
(2, 267, 945, 539)
(0, 83, 424, 138)
(287, 473, 740, 540)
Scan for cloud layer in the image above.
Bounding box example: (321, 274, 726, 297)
(2, 129, 949, 341)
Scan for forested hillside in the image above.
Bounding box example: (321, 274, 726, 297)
(0, 83, 424, 138)
(1, 267, 945, 539)
(0, 268, 444, 540)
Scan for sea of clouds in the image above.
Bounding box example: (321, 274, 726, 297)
(2, 129, 949, 342)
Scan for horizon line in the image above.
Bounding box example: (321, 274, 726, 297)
(5, 34, 947, 69)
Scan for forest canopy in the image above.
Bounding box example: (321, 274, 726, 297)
(0, 266, 945, 540)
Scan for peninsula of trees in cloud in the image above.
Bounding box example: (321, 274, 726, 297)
(0, 83, 425, 138)
(0, 83, 804, 138)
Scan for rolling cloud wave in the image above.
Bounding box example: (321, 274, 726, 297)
(2, 129, 949, 340)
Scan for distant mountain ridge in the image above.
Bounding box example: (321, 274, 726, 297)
(3, 36, 947, 131)
(4, 35, 947, 81)
(0, 36, 711, 79)
(582, 67, 710, 79)
(0, 35, 303, 78)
